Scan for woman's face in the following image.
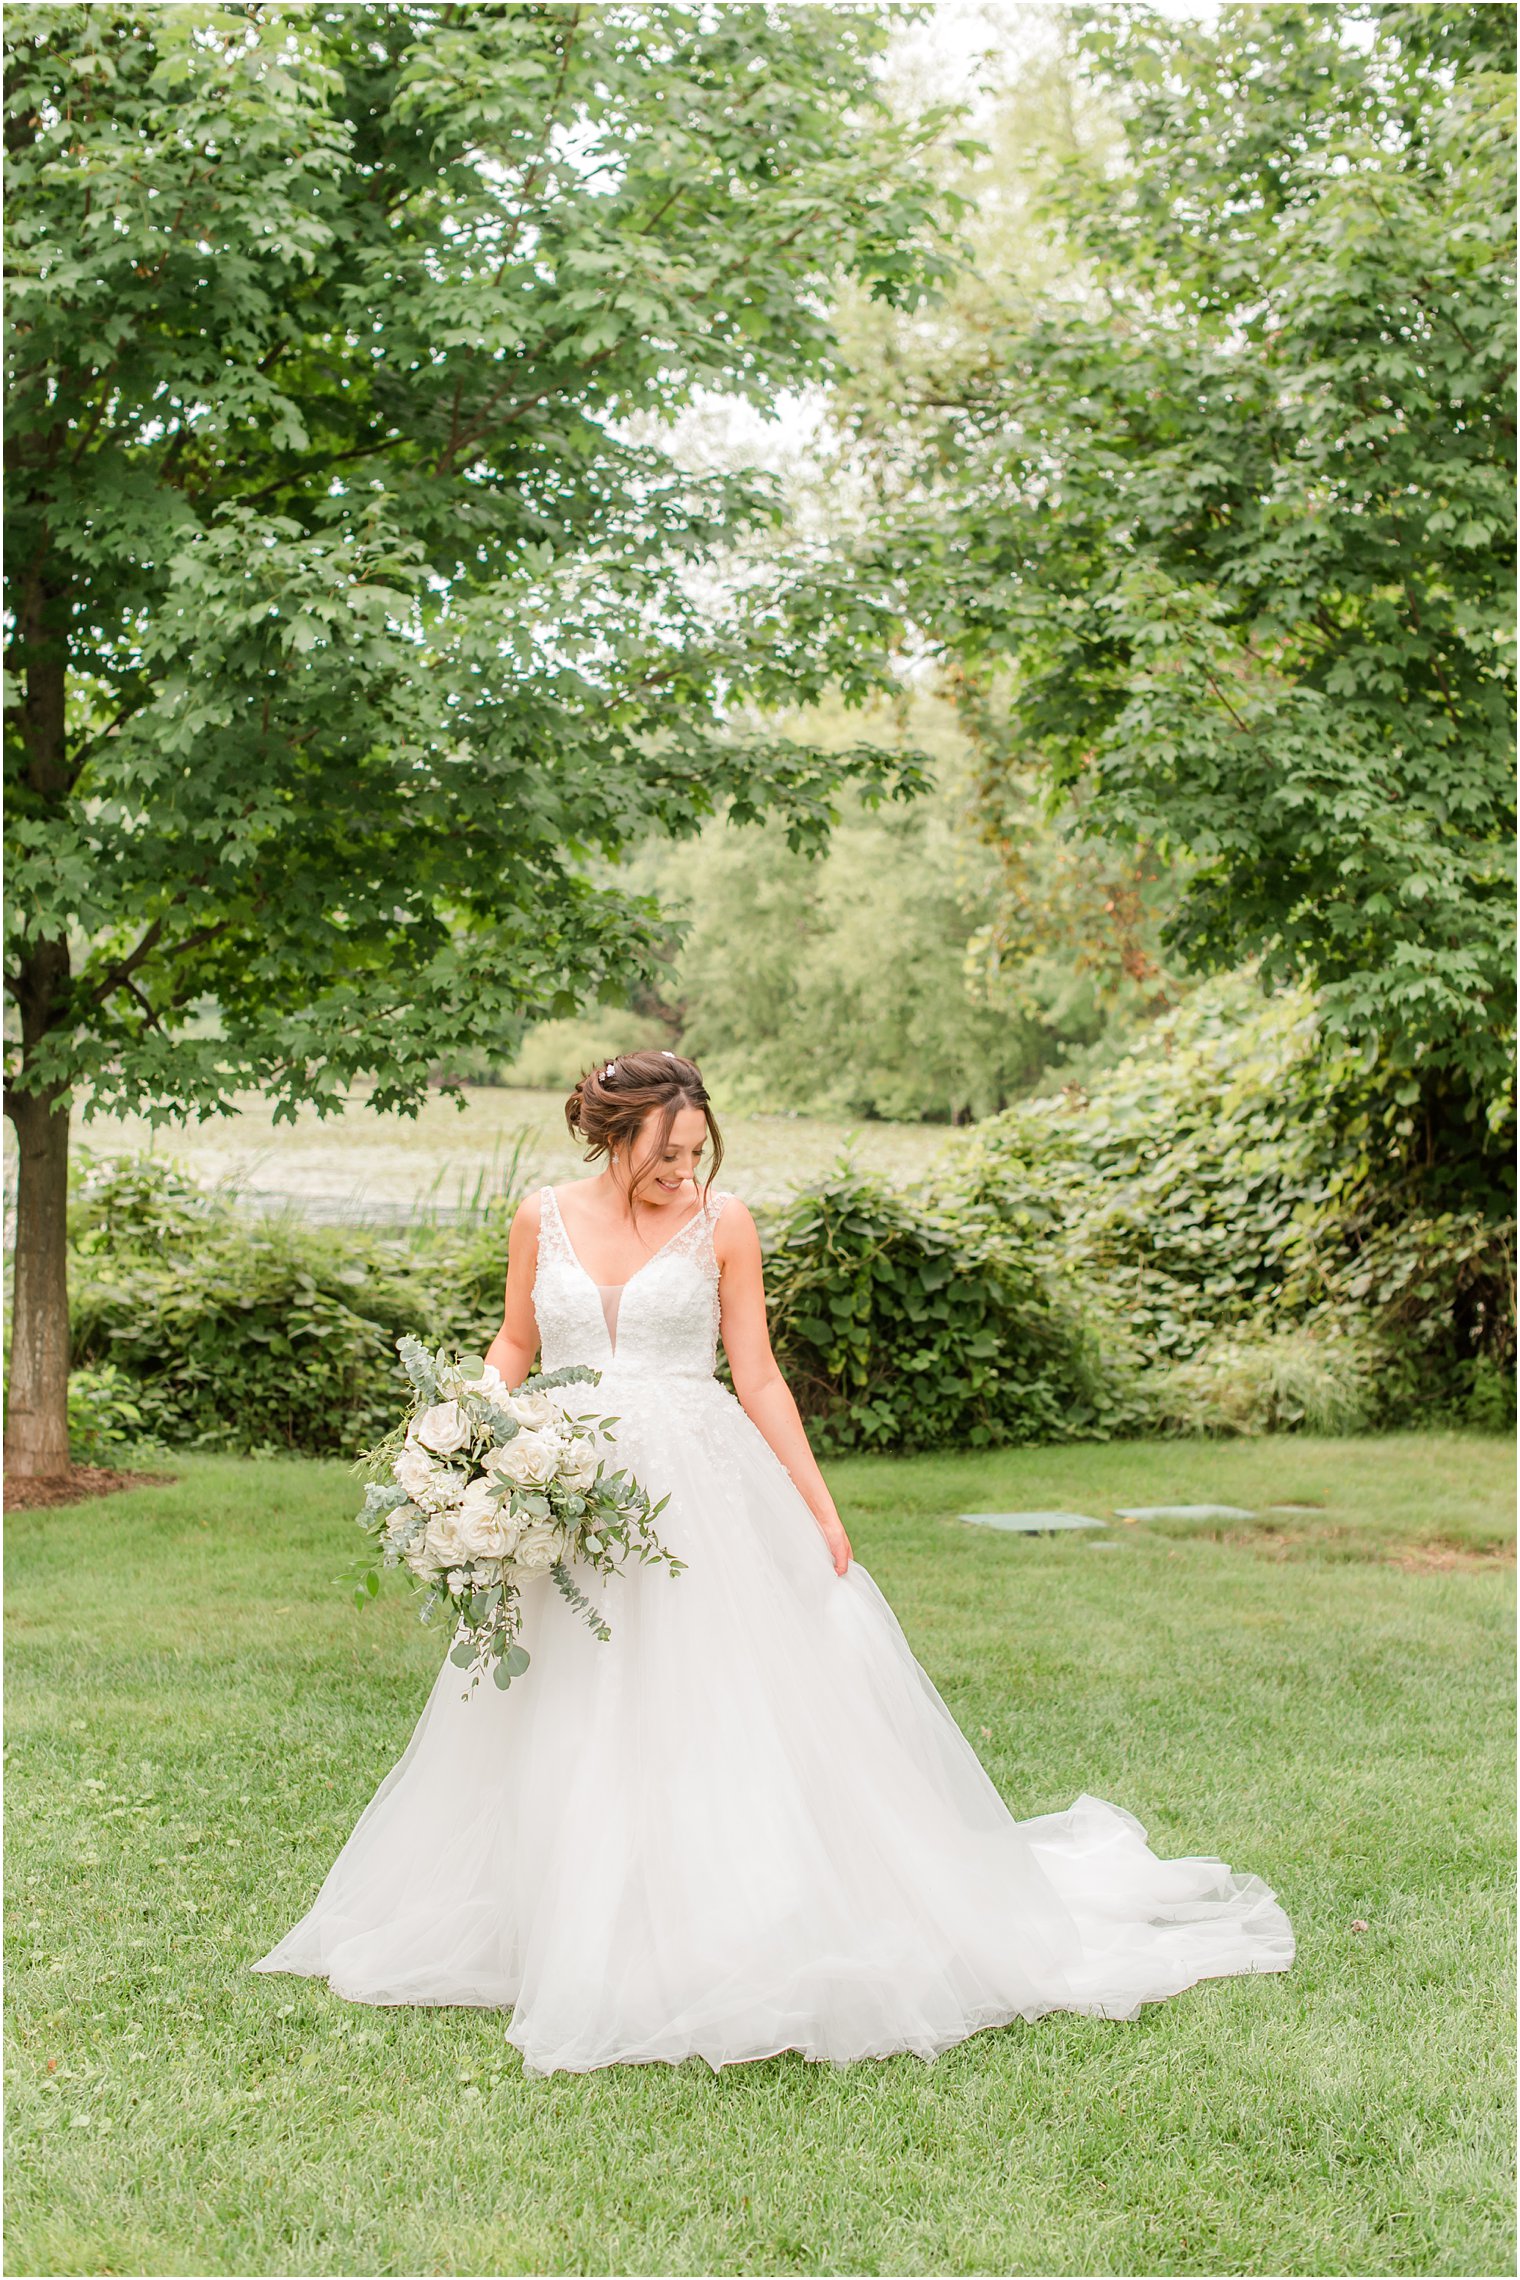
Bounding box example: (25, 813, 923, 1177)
(623, 1103, 709, 1206)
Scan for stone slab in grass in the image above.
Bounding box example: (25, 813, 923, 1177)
(959, 1510, 1108, 1534)
(1114, 1503, 1257, 1521)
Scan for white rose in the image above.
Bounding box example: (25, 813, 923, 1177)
(464, 1515, 514, 1561)
(507, 1390, 559, 1432)
(456, 1476, 500, 1524)
(557, 1437, 601, 1494)
(457, 1480, 515, 1561)
(512, 1522, 563, 1575)
(411, 1400, 472, 1457)
(487, 1428, 562, 1488)
(425, 1508, 469, 1567)
(394, 1447, 439, 1505)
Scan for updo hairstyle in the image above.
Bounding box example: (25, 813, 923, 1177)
(565, 1050, 723, 1200)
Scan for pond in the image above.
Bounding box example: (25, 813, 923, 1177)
(37, 1085, 968, 1225)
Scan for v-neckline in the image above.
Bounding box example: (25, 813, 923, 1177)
(546, 1184, 705, 1297)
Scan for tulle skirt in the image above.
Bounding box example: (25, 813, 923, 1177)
(252, 1370, 1294, 2075)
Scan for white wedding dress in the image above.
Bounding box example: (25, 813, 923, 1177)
(253, 1186, 1294, 2074)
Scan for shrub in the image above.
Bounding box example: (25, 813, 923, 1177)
(1462, 1354, 1518, 1435)
(1288, 1207, 1517, 1422)
(944, 980, 1340, 1363)
(69, 1150, 224, 1253)
(67, 1156, 519, 1458)
(67, 1153, 1134, 1461)
(59, 1011, 1515, 1461)
(66, 1362, 158, 1464)
(942, 975, 1517, 1426)
(759, 1166, 1132, 1454)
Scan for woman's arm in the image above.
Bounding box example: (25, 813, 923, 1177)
(484, 1192, 542, 1388)
(716, 1200, 852, 1576)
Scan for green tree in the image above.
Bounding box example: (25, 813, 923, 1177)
(613, 693, 1133, 1122)
(4, 1, 949, 1474)
(642, 787, 1043, 1125)
(755, 6, 1192, 1044)
(788, 1, 1516, 1194)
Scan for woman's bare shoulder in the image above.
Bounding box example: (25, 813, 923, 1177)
(509, 1188, 545, 1241)
(712, 1192, 759, 1258)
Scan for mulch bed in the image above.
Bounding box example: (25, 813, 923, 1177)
(1391, 1540, 1517, 1573)
(5, 1466, 179, 1512)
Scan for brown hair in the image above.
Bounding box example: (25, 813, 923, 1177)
(565, 1050, 723, 1201)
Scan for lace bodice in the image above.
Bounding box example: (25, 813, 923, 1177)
(533, 1185, 732, 1380)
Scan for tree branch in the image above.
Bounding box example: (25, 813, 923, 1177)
(233, 429, 407, 510)
(120, 975, 165, 1034)
(87, 916, 166, 1006)
(66, 694, 153, 788)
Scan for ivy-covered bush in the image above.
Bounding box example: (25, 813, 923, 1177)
(945, 984, 1340, 1361)
(760, 1168, 1132, 1454)
(1287, 1205, 1516, 1421)
(943, 977, 1516, 1431)
(68, 1156, 511, 1457)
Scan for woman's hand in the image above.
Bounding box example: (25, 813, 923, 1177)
(818, 1512, 853, 1577)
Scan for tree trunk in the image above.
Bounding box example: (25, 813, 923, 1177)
(5, 1079, 72, 1479)
(7, 548, 75, 1478)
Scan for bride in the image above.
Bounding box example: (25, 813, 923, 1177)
(254, 1050, 1294, 2075)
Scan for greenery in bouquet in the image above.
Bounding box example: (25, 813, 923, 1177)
(352, 1337, 680, 1694)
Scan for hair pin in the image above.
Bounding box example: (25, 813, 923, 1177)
(602, 1062, 617, 1079)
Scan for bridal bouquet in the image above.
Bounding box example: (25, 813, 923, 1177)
(351, 1334, 680, 1694)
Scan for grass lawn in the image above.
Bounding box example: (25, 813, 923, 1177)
(5, 1435, 1514, 2278)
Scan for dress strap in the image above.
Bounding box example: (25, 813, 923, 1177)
(690, 1187, 734, 1281)
(535, 1183, 572, 1264)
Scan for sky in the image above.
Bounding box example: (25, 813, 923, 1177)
(889, 0, 1222, 112)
